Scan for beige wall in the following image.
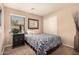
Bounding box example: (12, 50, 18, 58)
(43, 5, 79, 48)
(4, 7, 43, 46)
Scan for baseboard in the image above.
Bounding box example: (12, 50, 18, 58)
(63, 43, 74, 48)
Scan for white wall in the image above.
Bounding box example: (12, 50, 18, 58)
(43, 15, 57, 35)
(0, 4, 4, 54)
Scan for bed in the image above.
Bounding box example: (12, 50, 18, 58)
(25, 33, 62, 55)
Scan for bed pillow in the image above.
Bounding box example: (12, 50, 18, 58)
(26, 31, 42, 35)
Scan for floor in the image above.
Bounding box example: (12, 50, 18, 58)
(3, 44, 35, 55)
(50, 45, 79, 55)
(3, 44, 79, 55)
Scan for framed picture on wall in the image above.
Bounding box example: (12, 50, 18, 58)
(28, 18, 39, 29)
(11, 15, 25, 34)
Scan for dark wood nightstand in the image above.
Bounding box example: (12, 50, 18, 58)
(13, 33, 25, 48)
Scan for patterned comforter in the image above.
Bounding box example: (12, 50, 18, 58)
(25, 33, 62, 55)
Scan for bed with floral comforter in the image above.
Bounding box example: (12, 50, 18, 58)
(25, 33, 62, 55)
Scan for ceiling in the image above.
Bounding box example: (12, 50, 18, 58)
(4, 3, 78, 16)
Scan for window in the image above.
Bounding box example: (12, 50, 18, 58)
(11, 15, 25, 34)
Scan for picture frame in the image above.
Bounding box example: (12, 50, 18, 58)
(10, 15, 25, 34)
(28, 18, 39, 29)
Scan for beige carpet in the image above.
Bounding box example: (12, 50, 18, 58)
(3, 44, 79, 55)
(50, 45, 79, 55)
(3, 44, 36, 55)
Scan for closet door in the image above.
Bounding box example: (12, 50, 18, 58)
(43, 16, 57, 35)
